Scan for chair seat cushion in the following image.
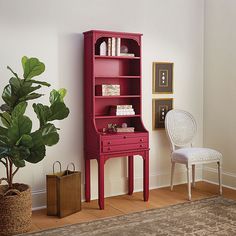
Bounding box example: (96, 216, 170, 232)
(172, 147, 222, 163)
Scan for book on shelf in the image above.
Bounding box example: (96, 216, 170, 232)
(99, 41, 107, 56)
(109, 105, 135, 116)
(120, 53, 135, 57)
(107, 38, 111, 56)
(116, 38, 121, 56)
(111, 37, 116, 56)
(116, 127, 135, 133)
(95, 84, 120, 96)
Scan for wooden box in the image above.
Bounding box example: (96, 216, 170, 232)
(46, 170, 81, 218)
(95, 84, 120, 96)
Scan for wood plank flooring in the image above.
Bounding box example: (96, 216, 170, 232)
(31, 181, 236, 232)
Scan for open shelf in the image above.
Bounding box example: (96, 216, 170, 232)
(95, 115, 140, 119)
(95, 95, 140, 99)
(95, 76, 141, 79)
(95, 55, 140, 60)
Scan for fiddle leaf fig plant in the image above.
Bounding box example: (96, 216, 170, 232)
(0, 56, 69, 190)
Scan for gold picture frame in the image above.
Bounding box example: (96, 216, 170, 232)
(152, 98, 173, 130)
(153, 62, 174, 94)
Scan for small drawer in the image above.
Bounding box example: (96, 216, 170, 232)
(102, 137, 148, 147)
(102, 143, 148, 153)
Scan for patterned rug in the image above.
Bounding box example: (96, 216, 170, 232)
(21, 197, 236, 236)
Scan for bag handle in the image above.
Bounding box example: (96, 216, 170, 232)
(66, 162, 76, 172)
(53, 161, 62, 174)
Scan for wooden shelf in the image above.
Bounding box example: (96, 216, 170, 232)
(95, 115, 141, 119)
(95, 95, 140, 99)
(95, 55, 140, 60)
(95, 76, 141, 79)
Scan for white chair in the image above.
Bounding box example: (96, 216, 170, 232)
(165, 109, 222, 200)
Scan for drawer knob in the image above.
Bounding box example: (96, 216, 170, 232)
(108, 141, 111, 145)
(123, 136, 127, 139)
(140, 138, 144, 142)
(140, 144, 143, 147)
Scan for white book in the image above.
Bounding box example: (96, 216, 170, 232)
(116, 38, 121, 56)
(100, 41, 107, 56)
(107, 38, 111, 56)
(111, 37, 116, 56)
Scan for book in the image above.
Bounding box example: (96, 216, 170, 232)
(100, 41, 107, 56)
(116, 127, 135, 133)
(116, 38, 121, 56)
(95, 84, 120, 96)
(111, 37, 116, 56)
(109, 105, 135, 116)
(120, 53, 135, 57)
(107, 38, 111, 56)
(110, 105, 133, 109)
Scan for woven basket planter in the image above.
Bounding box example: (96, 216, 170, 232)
(0, 183, 32, 236)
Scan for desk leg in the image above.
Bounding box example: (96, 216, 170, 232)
(128, 155, 134, 195)
(143, 151, 149, 201)
(85, 159, 90, 202)
(98, 157, 105, 210)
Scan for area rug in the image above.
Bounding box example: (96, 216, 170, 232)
(21, 197, 236, 236)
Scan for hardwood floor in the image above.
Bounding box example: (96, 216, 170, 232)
(31, 181, 236, 232)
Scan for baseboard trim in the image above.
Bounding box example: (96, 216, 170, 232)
(203, 166, 236, 190)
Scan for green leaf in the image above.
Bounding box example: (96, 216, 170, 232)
(2, 84, 17, 108)
(0, 126, 8, 136)
(23, 57, 45, 80)
(9, 146, 30, 160)
(9, 77, 21, 94)
(21, 56, 28, 71)
(11, 102, 27, 119)
(41, 123, 59, 146)
(48, 102, 69, 121)
(0, 112, 11, 128)
(0, 146, 9, 157)
(7, 115, 32, 145)
(16, 134, 32, 147)
(7, 66, 19, 79)
(58, 88, 67, 100)
(20, 93, 43, 102)
(31, 80, 51, 87)
(0, 104, 11, 112)
(33, 103, 51, 127)
(27, 144, 46, 164)
(11, 159, 25, 168)
(19, 84, 41, 98)
(49, 89, 67, 104)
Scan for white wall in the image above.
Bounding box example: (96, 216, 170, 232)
(203, 0, 236, 188)
(0, 0, 204, 208)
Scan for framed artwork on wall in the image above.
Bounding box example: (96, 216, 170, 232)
(152, 98, 173, 129)
(153, 62, 174, 94)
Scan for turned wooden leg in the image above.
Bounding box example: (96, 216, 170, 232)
(85, 158, 91, 202)
(170, 161, 175, 191)
(218, 161, 222, 195)
(187, 165, 191, 200)
(128, 155, 134, 195)
(143, 151, 149, 201)
(192, 164, 195, 188)
(98, 157, 105, 210)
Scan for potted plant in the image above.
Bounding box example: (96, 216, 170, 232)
(0, 56, 69, 235)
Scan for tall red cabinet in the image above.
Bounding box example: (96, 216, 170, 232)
(83, 30, 149, 209)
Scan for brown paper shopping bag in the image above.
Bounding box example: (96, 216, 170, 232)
(46, 161, 81, 218)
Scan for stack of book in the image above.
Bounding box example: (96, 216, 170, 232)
(110, 105, 135, 116)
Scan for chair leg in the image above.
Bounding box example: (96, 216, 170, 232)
(170, 162, 175, 191)
(187, 165, 191, 200)
(192, 164, 195, 188)
(217, 161, 222, 195)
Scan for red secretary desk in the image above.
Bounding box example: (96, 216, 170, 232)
(83, 30, 149, 209)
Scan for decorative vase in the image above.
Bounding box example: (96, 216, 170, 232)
(0, 183, 32, 236)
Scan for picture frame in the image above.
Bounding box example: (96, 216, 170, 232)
(153, 62, 174, 94)
(152, 98, 173, 130)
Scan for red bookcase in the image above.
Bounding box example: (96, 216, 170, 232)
(83, 30, 149, 209)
